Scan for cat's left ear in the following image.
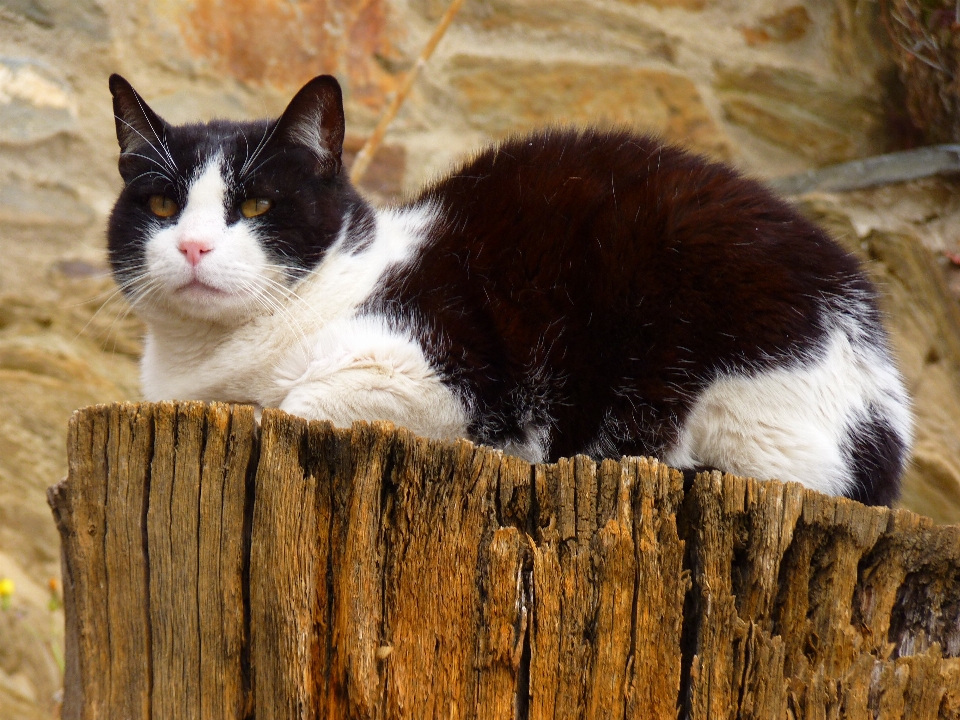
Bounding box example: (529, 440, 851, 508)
(275, 75, 345, 176)
(109, 74, 168, 155)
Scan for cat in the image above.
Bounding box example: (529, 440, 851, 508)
(106, 73, 912, 506)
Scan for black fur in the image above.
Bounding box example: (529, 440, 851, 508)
(844, 411, 907, 507)
(369, 132, 873, 450)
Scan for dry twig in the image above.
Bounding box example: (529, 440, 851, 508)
(350, 0, 466, 186)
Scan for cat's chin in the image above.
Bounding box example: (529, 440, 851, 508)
(176, 279, 229, 298)
(139, 285, 260, 327)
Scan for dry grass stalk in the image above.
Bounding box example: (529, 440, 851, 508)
(350, 0, 466, 186)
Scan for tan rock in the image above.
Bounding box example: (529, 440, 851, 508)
(1, 0, 109, 37)
(616, 0, 706, 10)
(448, 58, 732, 159)
(715, 64, 885, 164)
(0, 59, 77, 146)
(412, 0, 677, 61)
(830, 0, 892, 85)
(0, 551, 65, 720)
(741, 6, 811, 46)
(161, 0, 405, 110)
(0, 178, 94, 227)
(344, 136, 407, 201)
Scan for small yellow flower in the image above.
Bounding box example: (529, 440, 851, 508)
(0, 577, 13, 610)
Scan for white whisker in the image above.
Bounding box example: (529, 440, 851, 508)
(114, 115, 176, 173)
(71, 269, 152, 342)
(240, 121, 281, 180)
(126, 170, 173, 187)
(242, 150, 281, 181)
(129, 91, 178, 171)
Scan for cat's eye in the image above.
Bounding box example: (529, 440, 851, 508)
(240, 198, 273, 218)
(148, 194, 179, 218)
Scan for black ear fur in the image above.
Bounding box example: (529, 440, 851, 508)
(109, 74, 168, 156)
(274, 75, 345, 175)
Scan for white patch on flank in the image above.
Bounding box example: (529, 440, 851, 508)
(139, 201, 469, 442)
(664, 317, 913, 496)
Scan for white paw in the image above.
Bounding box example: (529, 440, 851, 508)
(278, 387, 329, 423)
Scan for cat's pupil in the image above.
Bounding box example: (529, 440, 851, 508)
(240, 197, 273, 218)
(148, 194, 178, 218)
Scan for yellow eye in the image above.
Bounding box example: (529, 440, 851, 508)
(148, 194, 179, 218)
(240, 198, 273, 218)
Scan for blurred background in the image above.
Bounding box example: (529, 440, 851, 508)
(1, 0, 959, 716)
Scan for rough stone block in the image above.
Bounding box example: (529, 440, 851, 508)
(449, 58, 731, 159)
(714, 64, 883, 164)
(0, 59, 76, 146)
(163, 0, 404, 109)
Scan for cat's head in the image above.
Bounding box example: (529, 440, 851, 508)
(107, 74, 363, 325)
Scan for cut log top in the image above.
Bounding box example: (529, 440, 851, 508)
(49, 401, 960, 719)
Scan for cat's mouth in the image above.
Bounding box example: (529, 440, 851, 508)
(176, 279, 228, 296)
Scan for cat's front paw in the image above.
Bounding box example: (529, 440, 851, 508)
(278, 387, 330, 423)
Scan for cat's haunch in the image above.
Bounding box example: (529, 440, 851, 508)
(106, 73, 912, 506)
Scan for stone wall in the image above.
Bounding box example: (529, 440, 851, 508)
(0, 0, 905, 229)
(0, 0, 958, 717)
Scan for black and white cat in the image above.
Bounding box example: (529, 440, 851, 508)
(107, 73, 912, 505)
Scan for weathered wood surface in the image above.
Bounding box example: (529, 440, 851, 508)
(49, 402, 960, 719)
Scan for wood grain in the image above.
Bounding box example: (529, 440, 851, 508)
(50, 402, 960, 718)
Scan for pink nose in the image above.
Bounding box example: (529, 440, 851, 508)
(178, 239, 212, 267)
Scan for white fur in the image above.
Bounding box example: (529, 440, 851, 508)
(293, 206, 437, 323)
(136, 166, 469, 441)
(275, 314, 469, 439)
(664, 319, 912, 496)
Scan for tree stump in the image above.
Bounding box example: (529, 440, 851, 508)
(48, 402, 960, 719)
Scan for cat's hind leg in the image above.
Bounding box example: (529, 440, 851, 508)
(663, 328, 911, 504)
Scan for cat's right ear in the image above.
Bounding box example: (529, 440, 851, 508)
(274, 75, 345, 176)
(109, 74, 168, 156)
